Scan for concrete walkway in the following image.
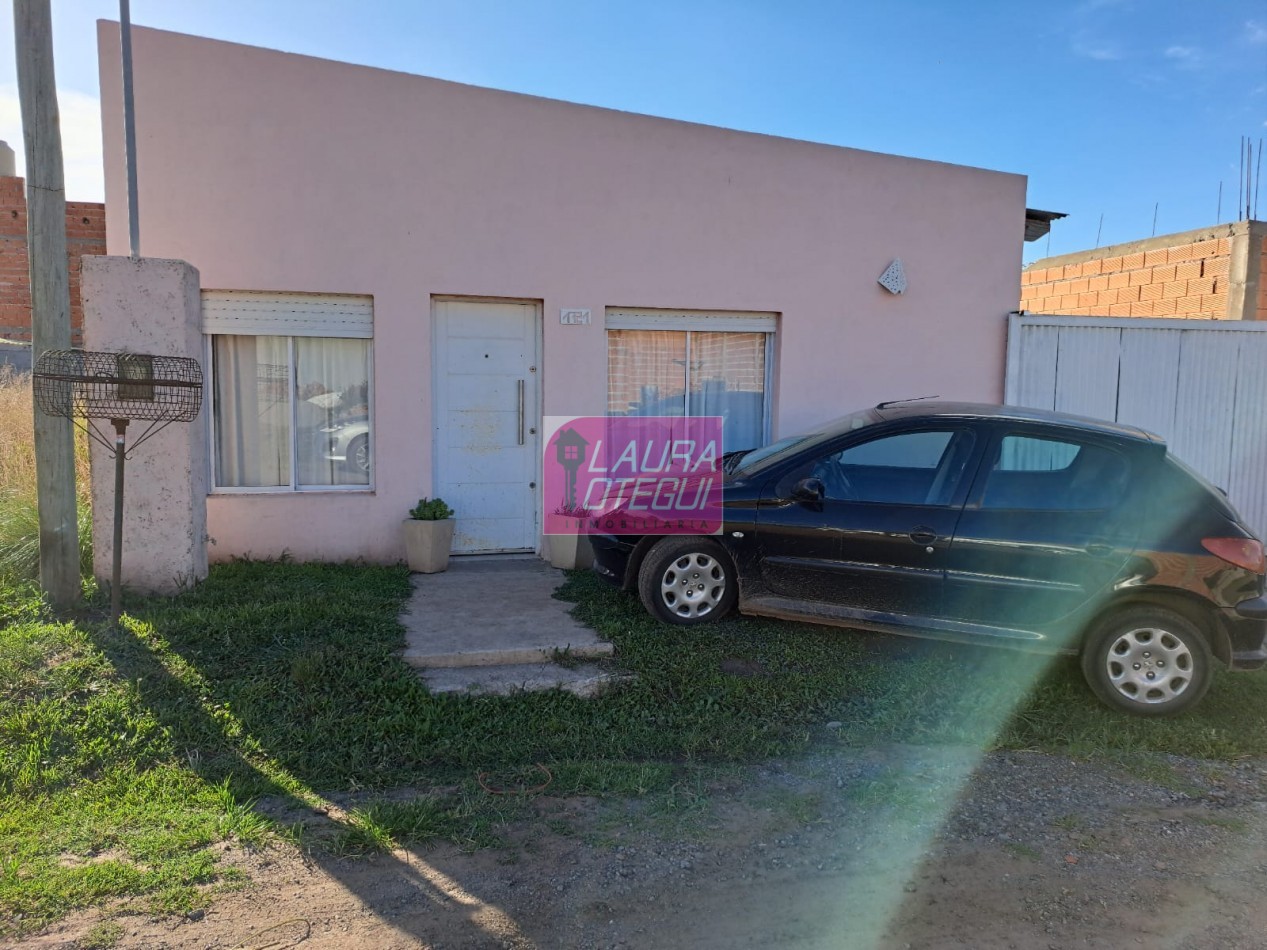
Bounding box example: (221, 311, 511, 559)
(399, 555, 621, 696)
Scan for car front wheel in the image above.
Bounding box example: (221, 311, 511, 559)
(638, 537, 737, 625)
(1080, 606, 1213, 716)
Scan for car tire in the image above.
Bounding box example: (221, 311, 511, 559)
(638, 537, 737, 625)
(1080, 606, 1213, 716)
(347, 435, 370, 475)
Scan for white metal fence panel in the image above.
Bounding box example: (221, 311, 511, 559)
(1052, 327, 1120, 419)
(1229, 343, 1267, 536)
(1171, 331, 1240, 492)
(1011, 324, 1059, 410)
(1115, 329, 1181, 439)
(1005, 314, 1267, 540)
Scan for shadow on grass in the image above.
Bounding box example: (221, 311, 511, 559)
(78, 562, 546, 947)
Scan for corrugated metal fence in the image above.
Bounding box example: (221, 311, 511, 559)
(1005, 314, 1267, 540)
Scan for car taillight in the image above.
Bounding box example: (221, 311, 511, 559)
(1201, 537, 1266, 574)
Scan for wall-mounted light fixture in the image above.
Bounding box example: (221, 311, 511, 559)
(878, 259, 907, 295)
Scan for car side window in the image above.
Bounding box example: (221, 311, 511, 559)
(810, 430, 973, 505)
(981, 435, 1129, 511)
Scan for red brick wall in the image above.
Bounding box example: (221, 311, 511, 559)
(1021, 234, 1233, 319)
(0, 176, 106, 345)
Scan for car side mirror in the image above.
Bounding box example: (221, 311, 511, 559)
(792, 476, 825, 502)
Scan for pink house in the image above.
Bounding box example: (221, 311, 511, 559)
(91, 23, 1027, 570)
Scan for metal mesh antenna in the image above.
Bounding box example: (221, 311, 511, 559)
(33, 349, 201, 441)
(33, 349, 204, 622)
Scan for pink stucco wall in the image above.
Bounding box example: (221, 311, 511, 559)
(96, 23, 1026, 564)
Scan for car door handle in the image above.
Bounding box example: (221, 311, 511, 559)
(909, 526, 938, 546)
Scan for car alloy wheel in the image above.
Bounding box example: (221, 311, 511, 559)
(1081, 606, 1212, 716)
(659, 552, 726, 619)
(1105, 625, 1193, 704)
(638, 537, 737, 625)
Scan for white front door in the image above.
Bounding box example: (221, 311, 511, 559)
(432, 299, 540, 553)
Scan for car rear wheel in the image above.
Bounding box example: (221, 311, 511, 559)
(638, 537, 737, 625)
(347, 434, 370, 475)
(1080, 606, 1213, 716)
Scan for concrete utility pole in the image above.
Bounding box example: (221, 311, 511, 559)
(14, 0, 80, 608)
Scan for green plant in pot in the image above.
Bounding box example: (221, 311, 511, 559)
(404, 497, 455, 573)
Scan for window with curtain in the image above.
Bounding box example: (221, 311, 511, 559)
(212, 335, 371, 489)
(607, 328, 769, 452)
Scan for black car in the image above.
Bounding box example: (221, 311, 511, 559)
(590, 401, 1267, 716)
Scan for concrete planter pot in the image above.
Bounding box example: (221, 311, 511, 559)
(546, 522, 594, 570)
(403, 518, 455, 573)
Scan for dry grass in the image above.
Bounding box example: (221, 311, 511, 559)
(0, 366, 92, 580)
(0, 365, 40, 499)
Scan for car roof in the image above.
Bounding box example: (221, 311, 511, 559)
(868, 400, 1165, 445)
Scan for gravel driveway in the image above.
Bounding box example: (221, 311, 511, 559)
(25, 744, 1267, 949)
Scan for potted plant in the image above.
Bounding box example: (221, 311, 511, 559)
(403, 497, 455, 573)
(546, 504, 594, 570)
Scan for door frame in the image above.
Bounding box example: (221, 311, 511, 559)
(430, 295, 543, 553)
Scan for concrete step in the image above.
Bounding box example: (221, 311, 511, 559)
(401, 640, 614, 668)
(421, 662, 633, 697)
(398, 555, 618, 693)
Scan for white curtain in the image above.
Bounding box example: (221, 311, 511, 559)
(213, 335, 290, 488)
(295, 338, 370, 487)
(607, 330, 687, 417)
(688, 331, 766, 453)
(213, 335, 370, 488)
(607, 328, 768, 456)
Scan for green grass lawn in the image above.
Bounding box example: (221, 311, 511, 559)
(3, 560, 1266, 934)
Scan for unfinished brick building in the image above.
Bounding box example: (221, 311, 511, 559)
(0, 142, 106, 363)
(1021, 220, 1267, 321)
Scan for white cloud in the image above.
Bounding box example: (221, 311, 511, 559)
(1246, 20, 1267, 45)
(1072, 38, 1123, 61)
(1163, 45, 1203, 69)
(0, 84, 104, 203)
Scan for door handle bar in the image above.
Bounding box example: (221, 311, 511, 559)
(517, 379, 525, 446)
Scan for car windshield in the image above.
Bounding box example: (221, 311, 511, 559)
(731, 407, 879, 478)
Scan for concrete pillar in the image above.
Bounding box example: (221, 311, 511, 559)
(1227, 220, 1266, 321)
(81, 256, 207, 593)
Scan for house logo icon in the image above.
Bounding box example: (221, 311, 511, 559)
(552, 426, 589, 510)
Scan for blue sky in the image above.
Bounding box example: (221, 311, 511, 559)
(1, 0, 1264, 263)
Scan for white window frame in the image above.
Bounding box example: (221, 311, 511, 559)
(604, 307, 776, 445)
(202, 291, 375, 494)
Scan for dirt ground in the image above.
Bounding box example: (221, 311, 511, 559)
(14, 746, 1267, 950)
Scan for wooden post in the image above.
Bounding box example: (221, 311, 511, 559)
(14, 0, 80, 608)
